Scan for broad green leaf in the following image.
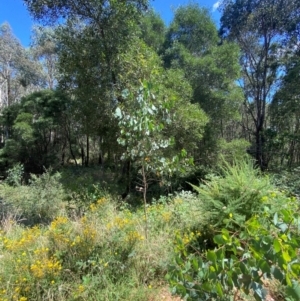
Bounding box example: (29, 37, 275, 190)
(291, 263, 300, 275)
(213, 234, 227, 245)
(286, 282, 300, 300)
(286, 274, 292, 286)
(207, 250, 217, 263)
(175, 284, 187, 295)
(277, 222, 288, 233)
(258, 260, 270, 274)
(221, 228, 230, 240)
(191, 257, 199, 270)
(201, 282, 211, 292)
(240, 262, 248, 274)
(273, 239, 281, 253)
(215, 282, 224, 297)
(282, 251, 291, 263)
(208, 271, 217, 280)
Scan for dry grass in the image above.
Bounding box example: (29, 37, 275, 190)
(148, 287, 183, 301)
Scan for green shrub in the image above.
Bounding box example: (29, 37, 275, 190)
(219, 138, 251, 164)
(5, 163, 24, 186)
(190, 158, 274, 231)
(167, 196, 300, 301)
(0, 170, 66, 225)
(0, 193, 186, 301)
(272, 167, 300, 198)
(167, 159, 300, 301)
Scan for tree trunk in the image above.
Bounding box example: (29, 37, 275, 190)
(81, 145, 85, 166)
(255, 125, 268, 171)
(121, 160, 131, 199)
(85, 134, 89, 167)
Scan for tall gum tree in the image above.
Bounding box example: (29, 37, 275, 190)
(23, 0, 149, 166)
(23, 0, 149, 92)
(31, 25, 59, 90)
(0, 23, 41, 108)
(220, 0, 300, 170)
(163, 4, 243, 166)
(269, 51, 300, 168)
(138, 9, 166, 54)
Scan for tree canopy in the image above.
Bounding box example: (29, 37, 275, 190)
(0, 0, 299, 179)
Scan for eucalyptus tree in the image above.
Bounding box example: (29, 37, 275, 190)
(117, 36, 208, 153)
(269, 52, 300, 168)
(138, 10, 166, 53)
(114, 37, 208, 195)
(220, 0, 300, 170)
(31, 25, 59, 90)
(23, 0, 149, 92)
(23, 0, 149, 167)
(0, 23, 23, 107)
(0, 22, 45, 147)
(163, 4, 243, 165)
(0, 23, 41, 108)
(115, 80, 204, 234)
(164, 4, 218, 61)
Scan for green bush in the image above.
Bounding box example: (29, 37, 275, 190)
(219, 138, 251, 164)
(5, 163, 24, 186)
(0, 170, 66, 225)
(167, 197, 300, 301)
(272, 167, 300, 198)
(190, 158, 274, 231)
(167, 159, 300, 301)
(0, 192, 193, 301)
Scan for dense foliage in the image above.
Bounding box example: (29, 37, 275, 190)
(167, 160, 300, 300)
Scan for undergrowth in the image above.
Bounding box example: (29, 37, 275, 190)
(168, 159, 300, 301)
(0, 181, 201, 301)
(0, 160, 299, 301)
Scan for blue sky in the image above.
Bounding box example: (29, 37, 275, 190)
(0, 0, 221, 47)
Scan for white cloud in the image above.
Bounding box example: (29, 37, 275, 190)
(212, 1, 221, 12)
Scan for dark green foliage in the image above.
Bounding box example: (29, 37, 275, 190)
(269, 53, 300, 169)
(5, 163, 24, 186)
(23, 0, 149, 25)
(0, 90, 70, 173)
(162, 3, 243, 167)
(139, 10, 166, 53)
(272, 167, 300, 198)
(164, 3, 218, 66)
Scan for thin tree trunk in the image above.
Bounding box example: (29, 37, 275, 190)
(142, 164, 148, 240)
(85, 134, 89, 167)
(81, 145, 85, 166)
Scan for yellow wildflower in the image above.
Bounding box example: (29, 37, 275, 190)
(78, 285, 85, 293)
(261, 196, 268, 202)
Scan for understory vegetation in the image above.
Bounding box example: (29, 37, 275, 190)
(0, 160, 299, 301)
